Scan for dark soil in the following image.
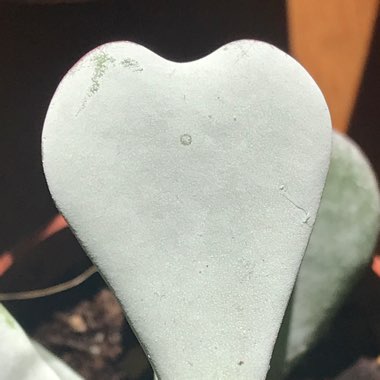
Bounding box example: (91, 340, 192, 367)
(32, 287, 152, 380)
(2, 259, 153, 380)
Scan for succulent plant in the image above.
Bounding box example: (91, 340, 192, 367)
(42, 40, 331, 379)
(2, 37, 378, 380)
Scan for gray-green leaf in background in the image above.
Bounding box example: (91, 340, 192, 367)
(270, 132, 380, 378)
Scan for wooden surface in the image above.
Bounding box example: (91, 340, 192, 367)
(288, 0, 379, 132)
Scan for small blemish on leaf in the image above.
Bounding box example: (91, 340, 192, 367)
(280, 184, 310, 225)
(238, 361, 244, 366)
(180, 134, 192, 146)
(77, 51, 116, 115)
(120, 58, 143, 72)
(89, 52, 116, 95)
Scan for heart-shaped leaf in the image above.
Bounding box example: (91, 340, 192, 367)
(42, 40, 331, 379)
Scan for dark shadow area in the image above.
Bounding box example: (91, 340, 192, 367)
(0, 228, 92, 293)
(348, 13, 380, 175)
(286, 266, 380, 380)
(4, 270, 105, 331)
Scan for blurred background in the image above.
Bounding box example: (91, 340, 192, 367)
(0, 1, 379, 379)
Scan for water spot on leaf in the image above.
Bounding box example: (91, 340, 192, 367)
(120, 58, 143, 72)
(180, 134, 192, 146)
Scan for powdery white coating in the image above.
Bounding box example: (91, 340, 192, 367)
(0, 304, 59, 380)
(42, 40, 331, 379)
(285, 132, 380, 368)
